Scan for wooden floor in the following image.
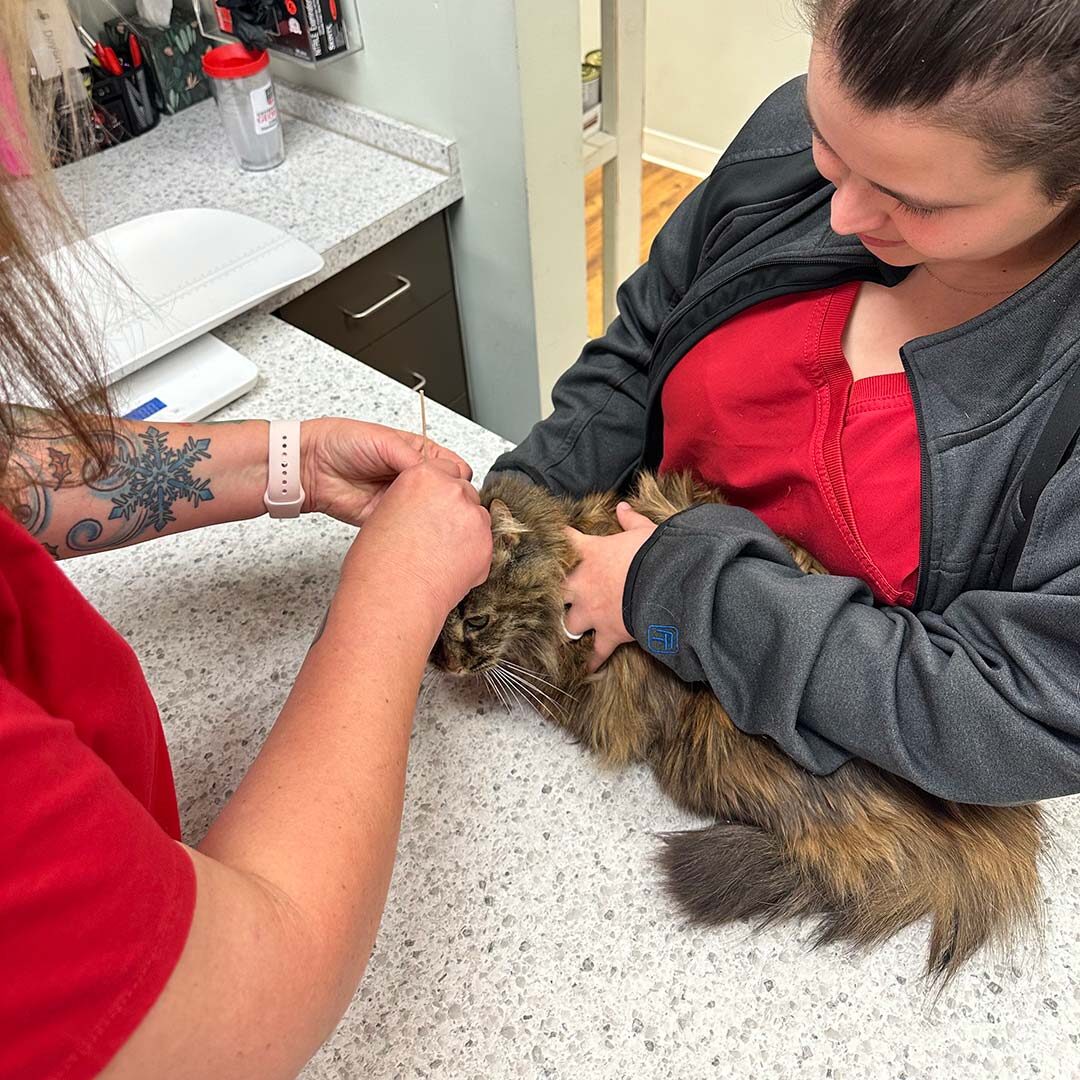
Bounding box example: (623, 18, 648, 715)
(586, 160, 700, 338)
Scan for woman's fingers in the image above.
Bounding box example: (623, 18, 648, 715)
(560, 519, 644, 670)
(562, 601, 591, 638)
(616, 502, 655, 531)
(426, 455, 464, 478)
(561, 527, 594, 636)
(587, 635, 619, 674)
(397, 430, 472, 479)
(563, 525, 586, 556)
(429, 442, 472, 479)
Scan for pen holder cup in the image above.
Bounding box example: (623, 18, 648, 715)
(90, 64, 160, 143)
(201, 46, 286, 172)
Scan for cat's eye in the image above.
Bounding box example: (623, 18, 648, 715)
(464, 614, 490, 633)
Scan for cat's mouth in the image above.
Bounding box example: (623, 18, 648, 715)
(431, 646, 493, 678)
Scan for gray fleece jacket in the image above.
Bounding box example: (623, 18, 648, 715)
(490, 76, 1080, 807)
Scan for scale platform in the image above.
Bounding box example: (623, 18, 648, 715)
(36, 208, 323, 421)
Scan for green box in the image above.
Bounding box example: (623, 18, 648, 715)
(106, 9, 214, 115)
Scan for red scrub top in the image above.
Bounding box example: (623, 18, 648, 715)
(0, 505, 196, 1079)
(661, 281, 921, 605)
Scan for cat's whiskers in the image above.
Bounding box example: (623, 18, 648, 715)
(482, 669, 513, 715)
(498, 659, 579, 702)
(499, 670, 569, 719)
(480, 670, 496, 707)
(492, 672, 518, 716)
(418, 668, 443, 711)
(504, 675, 557, 723)
(490, 667, 532, 718)
(493, 664, 567, 724)
(486, 667, 518, 711)
(490, 669, 522, 712)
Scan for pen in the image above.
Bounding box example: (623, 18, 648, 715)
(96, 44, 123, 76)
(76, 24, 123, 76)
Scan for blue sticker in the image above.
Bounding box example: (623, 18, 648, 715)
(123, 397, 167, 421)
(648, 625, 679, 655)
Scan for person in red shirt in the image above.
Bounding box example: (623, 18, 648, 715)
(0, 16, 491, 1080)
(489, 0, 1080, 807)
(564, 14, 1080, 669)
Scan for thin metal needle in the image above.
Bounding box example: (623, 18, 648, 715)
(411, 373, 429, 462)
(419, 388, 428, 461)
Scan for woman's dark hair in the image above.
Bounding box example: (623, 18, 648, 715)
(800, 0, 1080, 200)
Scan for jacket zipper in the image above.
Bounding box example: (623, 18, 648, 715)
(899, 344, 931, 609)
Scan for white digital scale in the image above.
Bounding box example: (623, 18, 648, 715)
(40, 208, 324, 422)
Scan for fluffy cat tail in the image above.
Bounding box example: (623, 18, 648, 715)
(657, 807, 1044, 984)
(657, 822, 825, 931)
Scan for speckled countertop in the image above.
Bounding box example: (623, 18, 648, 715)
(60, 312, 1080, 1079)
(58, 89, 1080, 1080)
(56, 82, 462, 299)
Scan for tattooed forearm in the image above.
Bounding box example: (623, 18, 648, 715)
(67, 426, 214, 552)
(11, 423, 216, 557)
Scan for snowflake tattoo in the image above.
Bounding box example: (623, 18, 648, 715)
(46, 447, 72, 490)
(13, 422, 218, 556)
(59, 426, 217, 552)
(108, 427, 215, 531)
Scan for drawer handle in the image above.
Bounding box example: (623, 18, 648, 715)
(407, 372, 427, 391)
(341, 275, 413, 320)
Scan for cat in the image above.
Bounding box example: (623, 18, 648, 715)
(432, 470, 1044, 982)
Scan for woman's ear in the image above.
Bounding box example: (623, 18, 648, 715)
(488, 499, 528, 566)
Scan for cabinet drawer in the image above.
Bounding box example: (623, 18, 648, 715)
(276, 215, 454, 354)
(354, 294, 471, 419)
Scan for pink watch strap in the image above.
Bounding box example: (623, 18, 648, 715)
(263, 420, 305, 518)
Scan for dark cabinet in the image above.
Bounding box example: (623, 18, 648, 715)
(276, 214, 471, 418)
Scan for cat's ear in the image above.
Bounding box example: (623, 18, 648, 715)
(489, 499, 528, 562)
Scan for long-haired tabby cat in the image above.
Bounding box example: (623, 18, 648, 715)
(433, 471, 1044, 982)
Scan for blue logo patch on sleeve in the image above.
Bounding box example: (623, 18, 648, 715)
(647, 625, 679, 655)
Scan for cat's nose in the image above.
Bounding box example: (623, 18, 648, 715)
(430, 640, 460, 674)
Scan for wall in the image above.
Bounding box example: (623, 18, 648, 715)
(581, 0, 811, 175)
(76, 1, 588, 439)
(280, 1, 588, 441)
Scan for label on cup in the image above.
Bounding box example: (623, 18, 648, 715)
(250, 83, 279, 135)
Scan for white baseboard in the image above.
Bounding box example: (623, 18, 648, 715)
(642, 128, 720, 178)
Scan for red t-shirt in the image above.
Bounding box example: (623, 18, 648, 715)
(0, 506, 196, 1079)
(661, 281, 921, 606)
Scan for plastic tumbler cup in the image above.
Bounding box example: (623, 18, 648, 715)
(201, 45, 285, 172)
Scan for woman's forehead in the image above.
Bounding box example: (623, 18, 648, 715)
(806, 44, 1024, 205)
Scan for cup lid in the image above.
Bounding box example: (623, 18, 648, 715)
(201, 44, 270, 79)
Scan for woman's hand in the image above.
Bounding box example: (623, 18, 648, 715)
(563, 502, 657, 672)
(121, 476, 487, 1080)
(300, 418, 472, 526)
(339, 462, 493, 637)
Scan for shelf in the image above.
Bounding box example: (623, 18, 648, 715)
(581, 0, 646, 328)
(582, 130, 617, 173)
(193, 0, 363, 66)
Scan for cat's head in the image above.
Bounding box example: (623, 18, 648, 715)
(432, 475, 584, 679)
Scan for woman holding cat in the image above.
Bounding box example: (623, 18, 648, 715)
(0, 16, 491, 1080)
(493, 0, 1080, 806)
